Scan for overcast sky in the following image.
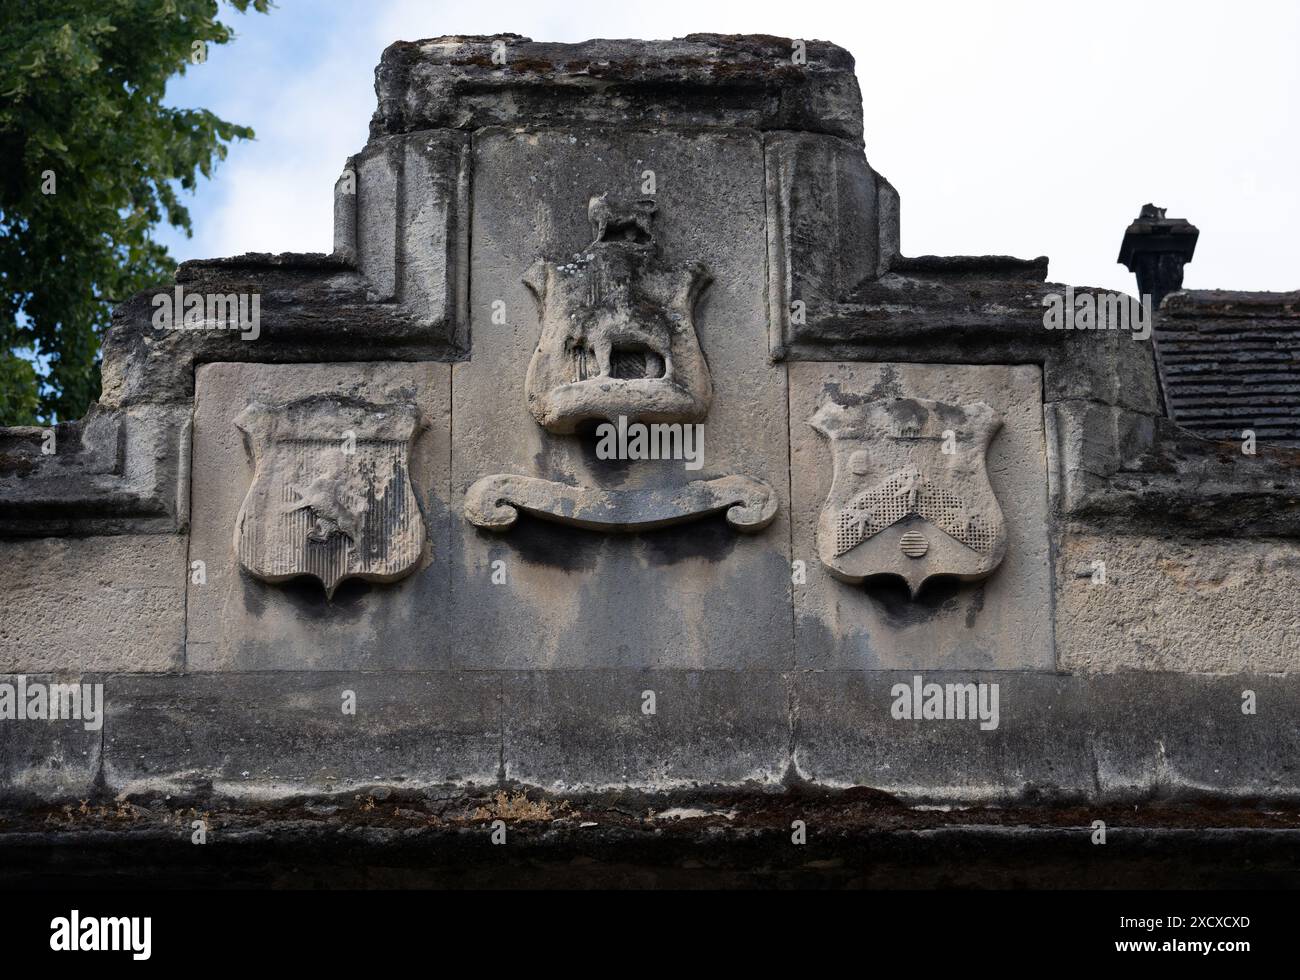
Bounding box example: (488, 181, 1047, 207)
(158, 0, 1300, 295)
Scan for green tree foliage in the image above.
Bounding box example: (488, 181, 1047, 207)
(0, 0, 270, 425)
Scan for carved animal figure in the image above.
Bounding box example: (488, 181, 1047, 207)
(584, 307, 676, 381)
(587, 193, 657, 246)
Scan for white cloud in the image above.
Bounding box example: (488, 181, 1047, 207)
(168, 0, 1300, 293)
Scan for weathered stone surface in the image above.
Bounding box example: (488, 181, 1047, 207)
(343, 131, 471, 342)
(1087, 673, 1300, 803)
(102, 672, 500, 798)
(791, 363, 1053, 669)
(763, 131, 883, 349)
(794, 671, 1088, 802)
(0, 536, 185, 672)
(522, 195, 713, 433)
(372, 34, 864, 143)
(1048, 404, 1300, 537)
(464, 473, 777, 533)
(450, 126, 791, 669)
(98, 254, 463, 410)
(1057, 534, 1300, 672)
(502, 670, 788, 790)
(186, 362, 451, 670)
(796, 671, 1300, 804)
(0, 404, 190, 537)
(0, 674, 103, 804)
(784, 262, 1162, 411)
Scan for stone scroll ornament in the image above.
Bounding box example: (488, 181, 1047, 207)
(465, 474, 777, 534)
(809, 397, 1007, 595)
(234, 396, 426, 598)
(522, 193, 714, 433)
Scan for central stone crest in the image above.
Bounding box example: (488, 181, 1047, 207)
(809, 397, 1008, 594)
(522, 194, 713, 433)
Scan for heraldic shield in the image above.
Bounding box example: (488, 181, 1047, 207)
(233, 396, 425, 598)
(809, 397, 1008, 595)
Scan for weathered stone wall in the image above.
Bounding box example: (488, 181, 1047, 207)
(1, 34, 1296, 811)
(1057, 535, 1300, 673)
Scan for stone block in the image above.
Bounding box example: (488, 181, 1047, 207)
(0, 673, 104, 804)
(186, 362, 452, 670)
(764, 131, 879, 349)
(450, 127, 791, 669)
(0, 535, 186, 672)
(1084, 673, 1300, 802)
(502, 670, 789, 790)
(372, 35, 864, 143)
(1057, 535, 1300, 673)
(793, 671, 1089, 802)
(790, 362, 1053, 669)
(102, 672, 500, 798)
(349, 131, 470, 342)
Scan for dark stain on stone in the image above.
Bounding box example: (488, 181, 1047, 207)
(868, 364, 903, 401)
(576, 421, 631, 487)
(531, 439, 580, 488)
(640, 513, 738, 565)
(274, 576, 373, 618)
(862, 575, 963, 626)
(794, 614, 837, 667)
(240, 572, 265, 616)
(821, 381, 865, 408)
(823, 366, 902, 409)
(0, 454, 36, 476)
(965, 584, 986, 628)
(888, 398, 929, 431)
(244, 568, 376, 620)
(481, 516, 601, 573)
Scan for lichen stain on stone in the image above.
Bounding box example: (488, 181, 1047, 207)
(822, 366, 903, 409)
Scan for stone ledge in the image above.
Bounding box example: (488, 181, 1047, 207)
(4, 671, 1299, 807)
(0, 405, 190, 538)
(1051, 406, 1300, 537)
(98, 264, 465, 409)
(371, 34, 864, 143)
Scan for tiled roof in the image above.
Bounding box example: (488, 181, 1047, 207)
(1154, 290, 1300, 446)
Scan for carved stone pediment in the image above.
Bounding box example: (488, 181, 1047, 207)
(522, 195, 713, 434)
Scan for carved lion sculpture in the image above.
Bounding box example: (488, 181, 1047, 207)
(587, 193, 657, 247)
(584, 306, 676, 382)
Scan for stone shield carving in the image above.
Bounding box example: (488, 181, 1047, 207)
(233, 396, 425, 598)
(522, 195, 713, 433)
(809, 397, 1007, 594)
